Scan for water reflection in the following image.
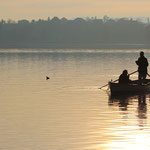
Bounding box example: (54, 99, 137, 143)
(109, 94, 129, 111)
(107, 93, 150, 150)
(109, 93, 148, 120)
(138, 95, 147, 120)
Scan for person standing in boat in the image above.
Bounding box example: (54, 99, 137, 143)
(136, 51, 149, 80)
(119, 70, 130, 84)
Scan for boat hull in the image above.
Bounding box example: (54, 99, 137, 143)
(109, 81, 150, 96)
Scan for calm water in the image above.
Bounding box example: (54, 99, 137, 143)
(1, 49, 150, 150)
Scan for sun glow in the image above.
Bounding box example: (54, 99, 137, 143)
(106, 133, 150, 150)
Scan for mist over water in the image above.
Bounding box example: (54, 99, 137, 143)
(1, 49, 150, 150)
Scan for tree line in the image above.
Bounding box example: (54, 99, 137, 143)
(0, 16, 150, 44)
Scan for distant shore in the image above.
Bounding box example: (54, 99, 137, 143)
(0, 42, 150, 49)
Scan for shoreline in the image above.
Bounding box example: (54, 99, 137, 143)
(0, 42, 150, 49)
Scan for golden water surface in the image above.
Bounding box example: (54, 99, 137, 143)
(0, 49, 150, 150)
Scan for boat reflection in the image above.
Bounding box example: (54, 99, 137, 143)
(137, 94, 147, 127)
(106, 93, 150, 150)
(109, 94, 129, 111)
(108, 93, 149, 122)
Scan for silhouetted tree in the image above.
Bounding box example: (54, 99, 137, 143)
(0, 16, 149, 46)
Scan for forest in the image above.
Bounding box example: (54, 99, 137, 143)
(0, 16, 150, 48)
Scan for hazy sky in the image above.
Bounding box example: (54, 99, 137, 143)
(1, 0, 150, 20)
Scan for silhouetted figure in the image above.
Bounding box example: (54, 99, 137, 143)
(46, 76, 50, 80)
(119, 70, 130, 84)
(136, 51, 149, 80)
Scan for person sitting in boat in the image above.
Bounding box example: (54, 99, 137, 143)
(119, 70, 130, 84)
(136, 51, 149, 80)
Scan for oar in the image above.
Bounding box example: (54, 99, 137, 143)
(98, 70, 138, 89)
(147, 73, 150, 77)
(98, 79, 118, 90)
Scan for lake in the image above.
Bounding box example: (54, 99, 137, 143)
(0, 49, 150, 150)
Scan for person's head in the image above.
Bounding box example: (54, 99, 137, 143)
(122, 70, 128, 75)
(140, 51, 144, 57)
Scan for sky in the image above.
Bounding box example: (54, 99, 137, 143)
(0, 0, 150, 20)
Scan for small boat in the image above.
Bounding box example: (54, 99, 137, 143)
(109, 79, 150, 96)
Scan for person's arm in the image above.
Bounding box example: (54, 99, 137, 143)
(136, 58, 139, 65)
